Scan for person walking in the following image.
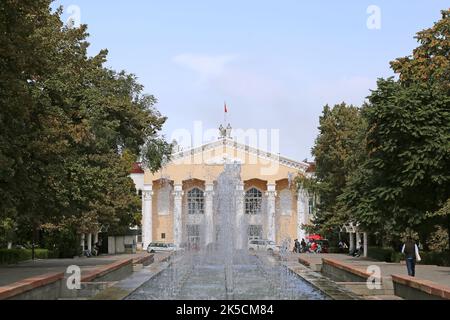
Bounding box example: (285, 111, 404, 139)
(401, 236, 421, 277)
(300, 238, 307, 253)
(293, 239, 300, 253)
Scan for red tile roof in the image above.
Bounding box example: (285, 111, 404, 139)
(130, 162, 144, 174)
(306, 162, 316, 173)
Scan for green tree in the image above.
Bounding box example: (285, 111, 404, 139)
(390, 9, 450, 90)
(340, 79, 450, 243)
(309, 103, 367, 236)
(0, 1, 172, 253)
(341, 9, 450, 248)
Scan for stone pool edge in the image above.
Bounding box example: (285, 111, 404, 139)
(284, 262, 361, 300)
(91, 254, 173, 300)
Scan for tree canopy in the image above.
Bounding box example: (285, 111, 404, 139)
(308, 103, 367, 234)
(307, 9, 450, 249)
(0, 1, 172, 251)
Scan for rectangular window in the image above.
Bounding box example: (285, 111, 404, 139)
(245, 188, 262, 215)
(161, 233, 166, 239)
(187, 225, 200, 237)
(248, 225, 263, 240)
(188, 199, 204, 215)
(187, 188, 205, 215)
(187, 225, 200, 249)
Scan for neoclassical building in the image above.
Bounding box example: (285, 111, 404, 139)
(130, 126, 315, 249)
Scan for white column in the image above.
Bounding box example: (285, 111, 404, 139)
(363, 232, 368, 258)
(297, 189, 307, 241)
(94, 232, 99, 244)
(356, 232, 362, 250)
(142, 184, 153, 249)
(349, 232, 355, 253)
(204, 182, 214, 246)
(266, 183, 277, 243)
(173, 184, 184, 248)
(235, 182, 245, 249)
(80, 233, 85, 252)
(87, 233, 92, 252)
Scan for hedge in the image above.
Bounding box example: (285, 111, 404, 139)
(327, 247, 342, 253)
(0, 249, 51, 265)
(367, 247, 402, 263)
(367, 247, 450, 267)
(419, 251, 450, 267)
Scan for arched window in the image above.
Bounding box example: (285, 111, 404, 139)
(245, 188, 262, 215)
(187, 188, 204, 215)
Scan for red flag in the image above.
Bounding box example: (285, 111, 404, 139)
(224, 102, 228, 113)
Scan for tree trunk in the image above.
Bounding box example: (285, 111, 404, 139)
(31, 223, 38, 260)
(32, 227, 36, 260)
(447, 215, 450, 254)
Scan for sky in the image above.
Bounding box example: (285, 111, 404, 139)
(53, 0, 447, 161)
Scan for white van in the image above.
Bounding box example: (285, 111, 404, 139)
(147, 242, 176, 253)
(248, 239, 279, 253)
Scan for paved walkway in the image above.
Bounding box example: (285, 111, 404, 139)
(296, 253, 450, 289)
(0, 251, 165, 287)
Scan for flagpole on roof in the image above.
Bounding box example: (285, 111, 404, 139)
(224, 101, 227, 125)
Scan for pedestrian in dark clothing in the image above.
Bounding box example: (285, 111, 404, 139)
(300, 239, 307, 253)
(401, 236, 421, 277)
(293, 239, 301, 253)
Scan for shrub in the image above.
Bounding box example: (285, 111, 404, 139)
(426, 226, 449, 253)
(32, 249, 49, 259)
(368, 247, 402, 262)
(41, 227, 80, 258)
(419, 251, 450, 267)
(0, 249, 30, 264)
(0, 249, 50, 265)
(327, 247, 342, 253)
(368, 247, 450, 266)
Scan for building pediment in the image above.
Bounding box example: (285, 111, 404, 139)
(171, 138, 309, 172)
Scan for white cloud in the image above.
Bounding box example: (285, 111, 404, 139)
(173, 53, 237, 78)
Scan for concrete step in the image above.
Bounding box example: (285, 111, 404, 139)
(364, 295, 403, 300)
(336, 282, 394, 296)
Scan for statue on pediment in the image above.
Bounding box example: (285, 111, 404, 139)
(225, 123, 232, 138)
(219, 124, 226, 138)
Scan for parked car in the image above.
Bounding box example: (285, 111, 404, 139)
(248, 239, 280, 253)
(147, 242, 176, 253)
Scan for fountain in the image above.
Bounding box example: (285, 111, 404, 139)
(214, 162, 243, 299)
(126, 162, 329, 300)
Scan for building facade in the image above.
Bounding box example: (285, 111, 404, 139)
(130, 127, 314, 249)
